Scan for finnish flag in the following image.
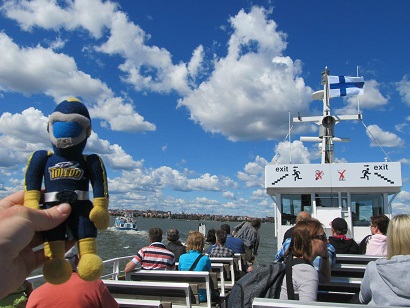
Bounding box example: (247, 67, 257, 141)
(328, 76, 365, 98)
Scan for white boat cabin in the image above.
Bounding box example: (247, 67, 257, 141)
(265, 68, 402, 247)
(266, 162, 401, 244)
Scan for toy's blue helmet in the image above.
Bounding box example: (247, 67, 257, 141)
(48, 97, 91, 149)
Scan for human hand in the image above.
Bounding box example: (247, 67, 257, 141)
(0, 191, 72, 299)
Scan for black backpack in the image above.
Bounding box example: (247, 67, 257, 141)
(227, 254, 312, 307)
(226, 262, 286, 308)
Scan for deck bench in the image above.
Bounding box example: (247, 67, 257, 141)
(233, 253, 246, 273)
(126, 270, 221, 308)
(319, 276, 361, 293)
(316, 254, 382, 301)
(331, 263, 367, 278)
(209, 257, 237, 288)
(210, 262, 226, 297)
(252, 297, 403, 308)
(115, 298, 164, 308)
(335, 254, 383, 265)
(103, 280, 191, 308)
(317, 276, 362, 303)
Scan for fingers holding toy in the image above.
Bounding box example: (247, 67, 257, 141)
(0, 190, 25, 210)
(0, 191, 72, 299)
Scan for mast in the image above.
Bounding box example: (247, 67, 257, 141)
(294, 67, 361, 164)
(321, 67, 334, 163)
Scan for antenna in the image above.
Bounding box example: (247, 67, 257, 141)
(357, 65, 361, 114)
(289, 111, 291, 164)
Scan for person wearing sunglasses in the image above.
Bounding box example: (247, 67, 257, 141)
(275, 213, 336, 272)
(279, 219, 331, 302)
(359, 214, 389, 256)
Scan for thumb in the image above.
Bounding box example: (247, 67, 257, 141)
(28, 203, 72, 232)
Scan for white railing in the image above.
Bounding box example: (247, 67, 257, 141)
(27, 255, 134, 287)
(100, 255, 133, 280)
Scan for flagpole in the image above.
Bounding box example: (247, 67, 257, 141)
(296, 68, 363, 165)
(321, 67, 331, 163)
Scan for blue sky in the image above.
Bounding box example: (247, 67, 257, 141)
(0, 0, 409, 218)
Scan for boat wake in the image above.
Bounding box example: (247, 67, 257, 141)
(106, 227, 147, 236)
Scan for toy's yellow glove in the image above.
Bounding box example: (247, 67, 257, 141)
(89, 197, 109, 230)
(78, 238, 103, 281)
(24, 190, 41, 210)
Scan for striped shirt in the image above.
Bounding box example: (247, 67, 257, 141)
(132, 242, 175, 270)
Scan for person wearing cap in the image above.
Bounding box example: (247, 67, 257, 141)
(328, 217, 360, 254)
(27, 246, 119, 307)
(166, 228, 186, 261)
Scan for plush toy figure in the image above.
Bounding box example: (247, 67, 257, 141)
(24, 97, 109, 284)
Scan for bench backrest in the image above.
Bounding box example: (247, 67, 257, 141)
(115, 298, 164, 308)
(103, 280, 191, 308)
(234, 253, 246, 272)
(252, 297, 403, 308)
(126, 270, 218, 308)
(210, 262, 226, 296)
(331, 263, 367, 278)
(209, 257, 236, 286)
(336, 254, 383, 264)
(318, 275, 362, 301)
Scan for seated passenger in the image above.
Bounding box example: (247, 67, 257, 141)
(203, 228, 216, 253)
(282, 211, 311, 244)
(220, 224, 245, 254)
(27, 247, 119, 308)
(279, 219, 331, 302)
(209, 230, 234, 257)
(275, 236, 336, 272)
(359, 214, 389, 256)
(328, 217, 359, 254)
(166, 228, 186, 261)
(124, 227, 175, 272)
(178, 231, 212, 303)
(359, 214, 410, 306)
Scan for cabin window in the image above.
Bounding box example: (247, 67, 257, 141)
(340, 193, 348, 210)
(315, 193, 339, 207)
(281, 194, 312, 225)
(351, 193, 384, 226)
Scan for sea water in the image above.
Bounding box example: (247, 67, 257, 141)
(30, 217, 279, 277)
(97, 217, 278, 271)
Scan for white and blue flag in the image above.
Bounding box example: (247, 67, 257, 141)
(328, 76, 365, 98)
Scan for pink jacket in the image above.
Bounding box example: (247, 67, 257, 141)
(365, 234, 387, 256)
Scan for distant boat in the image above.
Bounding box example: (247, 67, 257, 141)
(114, 215, 138, 231)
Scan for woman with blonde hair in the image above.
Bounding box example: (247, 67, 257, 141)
(178, 231, 212, 303)
(359, 214, 410, 306)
